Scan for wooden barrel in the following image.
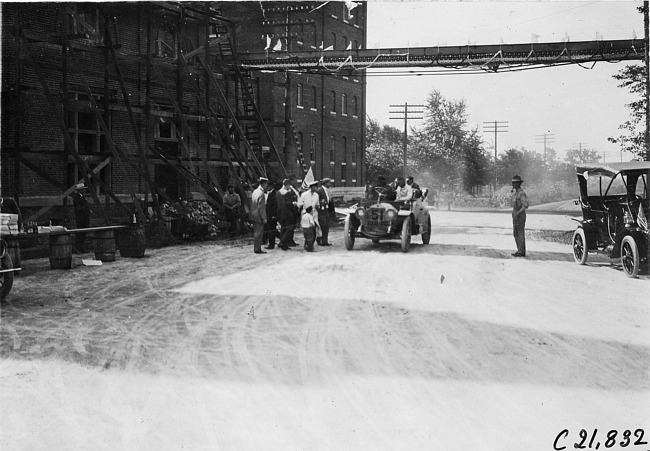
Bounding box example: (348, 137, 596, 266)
(5, 236, 21, 270)
(94, 230, 116, 262)
(49, 234, 72, 269)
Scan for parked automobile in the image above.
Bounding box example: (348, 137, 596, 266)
(571, 161, 650, 278)
(342, 186, 431, 253)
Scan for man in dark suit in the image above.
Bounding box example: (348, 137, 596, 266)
(317, 178, 335, 246)
(276, 178, 298, 250)
(264, 181, 280, 249)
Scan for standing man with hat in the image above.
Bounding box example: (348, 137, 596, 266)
(511, 175, 529, 257)
(251, 177, 268, 254)
(277, 178, 298, 250)
(298, 180, 320, 242)
(317, 178, 335, 246)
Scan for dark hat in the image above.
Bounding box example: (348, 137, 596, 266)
(407, 175, 414, 180)
(321, 178, 333, 184)
(377, 175, 386, 181)
(511, 175, 523, 183)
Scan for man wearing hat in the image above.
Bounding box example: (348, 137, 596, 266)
(276, 178, 298, 250)
(406, 175, 420, 191)
(298, 180, 321, 243)
(250, 177, 268, 254)
(511, 175, 529, 257)
(317, 178, 335, 246)
(223, 184, 242, 238)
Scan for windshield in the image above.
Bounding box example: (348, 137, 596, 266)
(604, 174, 628, 196)
(636, 174, 648, 199)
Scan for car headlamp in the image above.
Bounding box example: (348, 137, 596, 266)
(386, 210, 396, 220)
(355, 208, 366, 219)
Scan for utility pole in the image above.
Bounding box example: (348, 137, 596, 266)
(390, 102, 425, 178)
(535, 131, 555, 165)
(483, 120, 508, 194)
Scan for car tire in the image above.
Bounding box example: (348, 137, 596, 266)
(0, 252, 14, 302)
(371, 239, 380, 244)
(422, 215, 431, 245)
(621, 235, 640, 278)
(344, 216, 355, 250)
(572, 228, 588, 265)
(401, 217, 411, 253)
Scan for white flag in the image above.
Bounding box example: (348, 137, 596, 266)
(264, 35, 271, 50)
(273, 38, 282, 51)
(301, 167, 315, 191)
(324, 45, 333, 51)
(319, 41, 324, 50)
(531, 33, 540, 43)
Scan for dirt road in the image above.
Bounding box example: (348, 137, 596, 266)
(1, 210, 648, 450)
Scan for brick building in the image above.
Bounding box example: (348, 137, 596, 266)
(0, 1, 367, 226)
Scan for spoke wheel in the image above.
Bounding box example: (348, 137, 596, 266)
(401, 217, 412, 253)
(621, 235, 640, 278)
(0, 253, 14, 302)
(572, 228, 588, 265)
(422, 215, 431, 245)
(344, 216, 355, 250)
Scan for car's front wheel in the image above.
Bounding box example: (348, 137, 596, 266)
(401, 217, 411, 253)
(344, 216, 355, 250)
(572, 228, 588, 265)
(621, 235, 640, 278)
(421, 215, 431, 245)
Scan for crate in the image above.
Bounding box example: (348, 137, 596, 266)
(0, 214, 19, 236)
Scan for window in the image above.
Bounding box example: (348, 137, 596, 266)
(297, 84, 303, 107)
(342, 93, 348, 116)
(353, 96, 358, 116)
(67, 92, 108, 155)
(156, 25, 177, 58)
(67, 4, 103, 44)
(342, 137, 347, 162)
(156, 117, 178, 140)
(312, 86, 318, 110)
(330, 135, 336, 162)
(344, 36, 349, 50)
(341, 164, 346, 185)
(331, 32, 336, 50)
(352, 139, 357, 163)
(331, 91, 337, 113)
(310, 134, 316, 162)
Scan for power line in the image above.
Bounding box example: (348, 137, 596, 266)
(390, 103, 425, 178)
(483, 121, 509, 193)
(535, 132, 555, 164)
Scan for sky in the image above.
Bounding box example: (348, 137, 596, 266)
(364, 1, 643, 162)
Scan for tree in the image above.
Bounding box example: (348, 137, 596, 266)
(409, 89, 490, 192)
(365, 117, 405, 182)
(564, 146, 601, 165)
(608, 64, 646, 159)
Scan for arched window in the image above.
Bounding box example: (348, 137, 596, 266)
(329, 135, 335, 161)
(344, 36, 349, 50)
(342, 93, 348, 115)
(331, 91, 337, 113)
(342, 137, 347, 161)
(352, 138, 357, 162)
(353, 96, 358, 116)
(312, 86, 318, 109)
(297, 84, 303, 107)
(331, 32, 336, 50)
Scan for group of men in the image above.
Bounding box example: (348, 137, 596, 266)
(249, 175, 336, 254)
(370, 175, 421, 202)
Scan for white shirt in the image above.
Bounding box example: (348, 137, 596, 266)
(298, 189, 320, 220)
(395, 184, 413, 201)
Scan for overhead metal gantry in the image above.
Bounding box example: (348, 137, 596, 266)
(237, 39, 644, 73)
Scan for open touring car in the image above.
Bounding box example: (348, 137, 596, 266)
(571, 161, 650, 278)
(342, 186, 431, 253)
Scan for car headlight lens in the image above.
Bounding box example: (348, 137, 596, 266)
(355, 208, 366, 219)
(386, 210, 396, 220)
